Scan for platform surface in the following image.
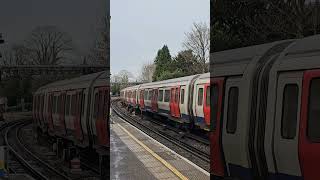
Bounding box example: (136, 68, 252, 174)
(110, 113, 210, 180)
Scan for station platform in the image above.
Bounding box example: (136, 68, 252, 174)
(110, 113, 210, 180)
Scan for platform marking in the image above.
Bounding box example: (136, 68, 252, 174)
(116, 116, 210, 177)
(117, 123, 189, 180)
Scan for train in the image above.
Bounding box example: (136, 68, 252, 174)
(120, 73, 210, 131)
(32, 71, 110, 166)
(210, 34, 320, 180)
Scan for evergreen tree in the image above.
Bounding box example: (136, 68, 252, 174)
(152, 45, 172, 81)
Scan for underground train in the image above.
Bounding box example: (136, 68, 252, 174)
(32, 71, 109, 153)
(210, 34, 320, 180)
(120, 73, 210, 131)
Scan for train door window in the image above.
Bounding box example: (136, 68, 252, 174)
(171, 89, 175, 102)
(158, 90, 164, 101)
(71, 94, 77, 116)
(180, 89, 185, 104)
(175, 88, 179, 103)
(206, 86, 210, 106)
(198, 88, 203, 106)
(226, 87, 239, 134)
(54, 96, 58, 114)
(81, 93, 85, 116)
(93, 93, 98, 119)
(66, 95, 71, 115)
(58, 96, 61, 114)
(52, 96, 55, 113)
(98, 92, 102, 118)
(164, 90, 170, 102)
(281, 84, 299, 139)
(212, 84, 219, 130)
(307, 78, 320, 142)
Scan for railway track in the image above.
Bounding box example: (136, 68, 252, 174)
(111, 99, 210, 167)
(5, 120, 71, 180)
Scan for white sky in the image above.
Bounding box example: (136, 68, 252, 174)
(110, 0, 209, 79)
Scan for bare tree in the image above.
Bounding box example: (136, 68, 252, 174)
(139, 62, 155, 83)
(25, 25, 73, 65)
(88, 16, 109, 65)
(183, 22, 210, 73)
(117, 70, 133, 86)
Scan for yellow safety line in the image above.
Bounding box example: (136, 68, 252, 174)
(117, 123, 189, 180)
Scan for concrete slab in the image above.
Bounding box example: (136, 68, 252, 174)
(110, 114, 210, 180)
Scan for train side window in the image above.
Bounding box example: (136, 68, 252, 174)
(206, 86, 210, 106)
(164, 90, 170, 102)
(158, 90, 164, 101)
(198, 88, 203, 106)
(226, 87, 239, 134)
(281, 84, 299, 139)
(148, 90, 152, 100)
(180, 89, 185, 104)
(144, 90, 148, 100)
(307, 78, 320, 142)
(212, 84, 219, 131)
(66, 95, 71, 115)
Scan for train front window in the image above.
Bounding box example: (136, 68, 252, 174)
(281, 84, 298, 139)
(226, 87, 239, 134)
(308, 78, 320, 142)
(198, 88, 203, 106)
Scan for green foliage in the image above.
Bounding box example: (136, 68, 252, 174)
(211, 0, 320, 52)
(152, 47, 205, 81)
(152, 45, 173, 81)
(172, 50, 203, 75)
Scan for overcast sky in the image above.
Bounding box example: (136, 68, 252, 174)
(110, 0, 209, 79)
(1, 0, 106, 64)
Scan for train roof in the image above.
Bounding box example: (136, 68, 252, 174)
(140, 74, 200, 88)
(35, 71, 108, 93)
(275, 34, 320, 71)
(211, 39, 295, 77)
(121, 73, 210, 92)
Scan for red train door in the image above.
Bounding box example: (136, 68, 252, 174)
(170, 88, 176, 117)
(203, 84, 210, 126)
(74, 90, 83, 141)
(210, 78, 226, 177)
(140, 90, 145, 109)
(96, 87, 109, 146)
(174, 86, 180, 118)
(151, 89, 158, 112)
(299, 69, 320, 180)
